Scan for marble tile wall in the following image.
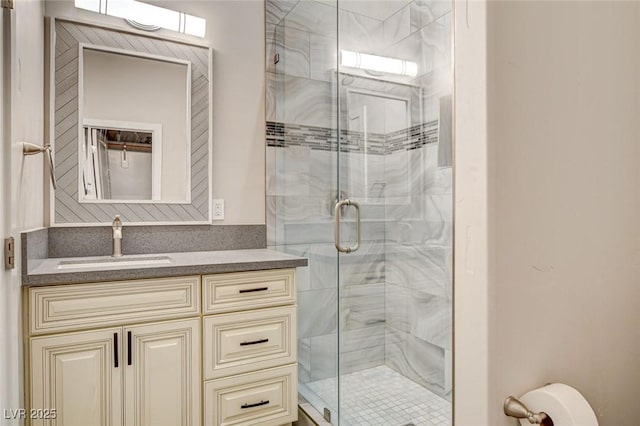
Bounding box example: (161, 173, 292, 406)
(380, 1, 453, 401)
(266, 0, 453, 403)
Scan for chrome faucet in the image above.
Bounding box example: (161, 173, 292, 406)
(112, 215, 123, 257)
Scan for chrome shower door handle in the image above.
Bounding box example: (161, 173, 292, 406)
(334, 199, 361, 253)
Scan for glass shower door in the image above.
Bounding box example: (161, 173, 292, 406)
(266, 0, 453, 424)
(265, 0, 341, 421)
(335, 1, 453, 424)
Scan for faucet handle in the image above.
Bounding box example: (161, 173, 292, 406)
(112, 215, 123, 257)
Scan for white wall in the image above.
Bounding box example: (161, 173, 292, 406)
(45, 0, 266, 225)
(1, 0, 46, 418)
(456, 1, 640, 425)
(453, 0, 489, 424)
(107, 150, 153, 200)
(198, 0, 265, 225)
(13, 2, 45, 232)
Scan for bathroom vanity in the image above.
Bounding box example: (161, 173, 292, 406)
(23, 13, 308, 425)
(22, 246, 306, 426)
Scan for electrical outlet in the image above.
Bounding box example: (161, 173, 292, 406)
(213, 199, 224, 220)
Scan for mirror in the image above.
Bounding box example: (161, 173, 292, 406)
(80, 47, 190, 202)
(49, 18, 212, 224)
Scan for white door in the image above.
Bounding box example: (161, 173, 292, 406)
(30, 328, 124, 426)
(2, 0, 46, 421)
(124, 319, 200, 426)
(0, 2, 23, 419)
(0, 3, 11, 418)
(0, 3, 7, 416)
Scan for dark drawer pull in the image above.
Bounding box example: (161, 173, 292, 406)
(241, 400, 269, 409)
(240, 338, 269, 346)
(127, 331, 132, 366)
(239, 287, 268, 294)
(113, 333, 119, 368)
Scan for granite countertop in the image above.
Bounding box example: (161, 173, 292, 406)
(23, 249, 308, 286)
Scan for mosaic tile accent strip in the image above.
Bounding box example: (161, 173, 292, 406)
(266, 121, 386, 154)
(305, 365, 451, 426)
(388, 120, 439, 152)
(266, 121, 438, 154)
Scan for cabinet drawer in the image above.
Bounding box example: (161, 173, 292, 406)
(204, 364, 297, 426)
(29, 276, 201, 334)
(204, 306, 296, 379)
(203, 269, 295, 314)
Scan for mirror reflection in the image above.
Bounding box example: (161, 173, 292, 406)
(82, 123, 159, 200)
(79, 46, 191, 203)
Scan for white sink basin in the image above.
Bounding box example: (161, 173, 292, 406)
(57, 255, 172, 270)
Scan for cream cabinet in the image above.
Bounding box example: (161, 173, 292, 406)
(25, 269, 298, 426)
(30, 328, 123, 426)
(203, 269, 296, 314)
(29, 318, 200, 426)
(26, 276, 202, 426)
(203, 305, 296, 379)
(202, 269, 297, 426)
(204, 364, 297, 426)
(124, 319, 200, 426)
(28, 276, 200, 335)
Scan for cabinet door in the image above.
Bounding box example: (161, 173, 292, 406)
(124, 318, 200, 426)
(30, 328, 123, 426)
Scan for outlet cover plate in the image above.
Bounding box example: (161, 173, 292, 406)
(213, 199, 224, 220)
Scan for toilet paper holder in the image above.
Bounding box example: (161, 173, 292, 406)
(504, 396, 553, 425)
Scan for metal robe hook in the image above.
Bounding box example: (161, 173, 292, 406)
(121, 144, 129, 168)
(22, 142, 57, 190)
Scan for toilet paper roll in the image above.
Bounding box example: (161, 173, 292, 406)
(518, 383, 598, 426)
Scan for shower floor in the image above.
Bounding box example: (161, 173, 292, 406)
(304, 365, 451, 426)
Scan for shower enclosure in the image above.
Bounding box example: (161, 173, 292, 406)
(266, 1, 453, 424)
